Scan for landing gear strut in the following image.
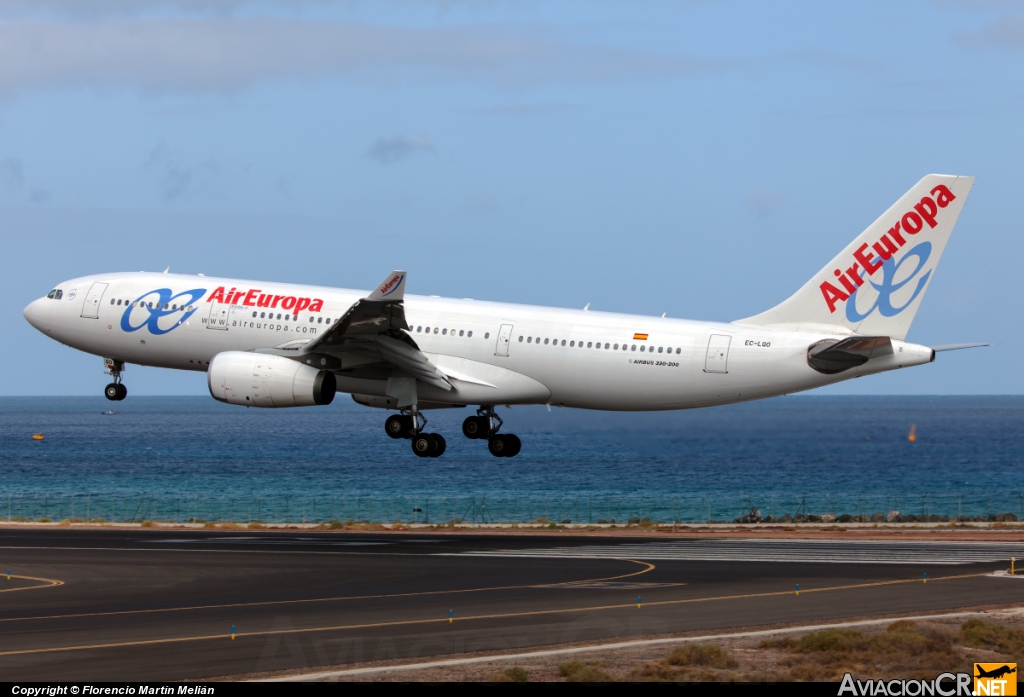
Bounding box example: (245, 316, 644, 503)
(383, 408, 446, 458)
(463, 406, 521, 457)
(103, 358, 127, 401)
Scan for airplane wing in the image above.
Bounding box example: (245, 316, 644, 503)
(296, 270, 453, 391)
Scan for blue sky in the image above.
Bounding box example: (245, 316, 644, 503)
(2, 0, 1022, 395)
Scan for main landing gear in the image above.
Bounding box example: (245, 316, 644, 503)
(463, 406, 521, 458)
(103, 358, 127, 401)
(384, 411, 446, 458)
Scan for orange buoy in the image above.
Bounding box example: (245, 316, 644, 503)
(908, 425, 916, 442)
(31, 433, 44, 441)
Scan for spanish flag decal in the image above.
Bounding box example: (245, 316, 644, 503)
(633, 333, 648, 340)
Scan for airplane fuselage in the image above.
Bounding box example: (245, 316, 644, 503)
(23, 271, 934, 411)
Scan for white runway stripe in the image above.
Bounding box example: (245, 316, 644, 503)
(454, 539, 1024, 565)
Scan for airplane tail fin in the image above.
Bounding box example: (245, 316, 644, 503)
(735, 175, 974, 340)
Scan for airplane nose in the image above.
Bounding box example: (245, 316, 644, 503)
(23, 298, 47, 331)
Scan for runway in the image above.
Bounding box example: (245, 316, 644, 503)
(0, 527, 1022, 681)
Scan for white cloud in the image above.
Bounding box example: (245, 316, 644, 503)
(366, 136, 435, 165)
(744, 187, 786, 217)
(957, 14, 1024, 48)
(0, 18, 720, 94)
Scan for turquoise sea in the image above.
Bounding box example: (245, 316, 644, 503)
(0, 396, 1020, 523)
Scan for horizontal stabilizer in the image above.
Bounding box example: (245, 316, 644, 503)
(807, 336, 893, 375)
(931, 342, 991, 352)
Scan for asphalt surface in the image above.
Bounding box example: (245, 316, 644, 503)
(0, 528, 1022, 681)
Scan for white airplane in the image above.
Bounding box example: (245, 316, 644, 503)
(24, 174, 985, 458)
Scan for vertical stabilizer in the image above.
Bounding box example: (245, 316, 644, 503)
(735, 175, 974, 339)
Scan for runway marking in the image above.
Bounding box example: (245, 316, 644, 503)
(0, 569, 996, 659)
(269, 606, 1024, 681)
(456, 539, 1024, 565)
(0, 559, 654, 625)
(0, 575, 63, 595)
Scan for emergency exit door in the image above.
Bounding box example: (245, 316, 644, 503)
(704, 334, 732, 373)
(494, 324, 513, 356)
(207, 302, 229, 330)
(80, 282, 108, 319)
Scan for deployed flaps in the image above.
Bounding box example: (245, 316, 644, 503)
(807, 336, 893, 375)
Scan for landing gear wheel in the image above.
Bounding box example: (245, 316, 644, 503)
(488, 434, 510, 457)
(115, 383, 127, 401)
(412, 433, 434, 457)
(429, 433, 447, 458)
(385, 414, 412, 439)
(462, 416, 488, 440)
(104, 383, 120, 401)
(506, 434, 521, 457)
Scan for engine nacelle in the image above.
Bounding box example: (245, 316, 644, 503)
(208, 351, 336, 407)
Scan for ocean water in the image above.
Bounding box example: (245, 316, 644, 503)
(0, 396, 1021, 523)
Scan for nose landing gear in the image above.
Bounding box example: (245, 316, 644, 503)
(463, 406, 521, 457)
(103, 358, 127, 401)
(384, 409, 446, 458)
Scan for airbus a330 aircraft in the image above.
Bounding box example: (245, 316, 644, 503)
(24, 175, 984, 458)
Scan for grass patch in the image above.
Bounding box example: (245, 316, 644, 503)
(247, 522, 266, 529)
(37, 517, 52, 523)
(558, 660, 612, 682)
(763, 621, 966, 681)
(631, 644, 740, 682)
(488, 667, 528, 682)
(58, 519, 70, 526)
(140, 520, 156, 528)
(961, 618, 1024, 656)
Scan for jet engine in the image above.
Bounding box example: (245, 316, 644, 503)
(208, 351, 336, 407)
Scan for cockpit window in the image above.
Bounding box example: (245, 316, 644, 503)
(46, 290, 57, 299)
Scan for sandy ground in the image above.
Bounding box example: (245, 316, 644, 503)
(2, 520, 1024, 541)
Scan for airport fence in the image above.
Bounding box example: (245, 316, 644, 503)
(0, 491, 1022, 525)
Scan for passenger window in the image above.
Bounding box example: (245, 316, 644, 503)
(527, 337, 532, 343)
(484, 332, 489, 339)
(459, 330, 464, 337)
(118, 299, 123, 306)
(604, 343, 609, 349)
(433, 327, 439, 334)
(658, 347, 663, 353)
(587, 342, 592, 348)
(544, 338, 549, 345)
(640, 345, 645, 352)
(416, 326, 421, 332)
(570, 341, 575, 347)
(443, 328, 447, 335)
(676, 348, 681, 354)
(613, 343, 619, 350)
(519, 336, 524, 342)
(468, 331, 473, 337)
(327, 318, 332, 323)
(110, 299, 115, 305)
(309, 317, 313, 322)
(252, 312, 257, 318)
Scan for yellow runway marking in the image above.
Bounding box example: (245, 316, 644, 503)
(0, 575, 63, 594)
(0, 559, 653, 625)
(0, 569, 995, 659)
